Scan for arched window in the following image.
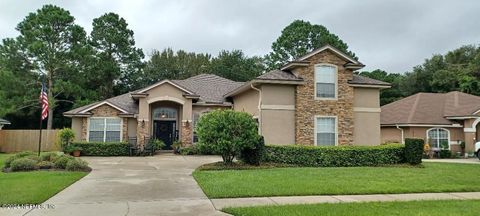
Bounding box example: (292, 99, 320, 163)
(152, 107, 177, 120)
(427, 128, 449, 149)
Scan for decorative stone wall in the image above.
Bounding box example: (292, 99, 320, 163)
(294, 50, 355, 145)
(137, 120, 150, 147)
(80, 105, 129, 142)
(181, 122, 193, 146)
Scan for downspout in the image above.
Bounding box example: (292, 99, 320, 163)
(396, 124, 404, 144)
(251, 83, 262, 135)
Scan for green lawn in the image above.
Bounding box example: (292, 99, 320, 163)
(0, 153, 88, 204)
(193, 163, 480, 198)
(223, 200, 480, 216)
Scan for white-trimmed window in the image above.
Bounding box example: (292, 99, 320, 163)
(88, 118, 122, 142)
(315, 64, 337, 99)
(315, 117, 337, 146)
(427, 128, 449, 149)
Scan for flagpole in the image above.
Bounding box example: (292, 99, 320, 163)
(38, 109, 43, 156)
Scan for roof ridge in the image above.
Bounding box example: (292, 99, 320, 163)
(406, 93, 421, 123)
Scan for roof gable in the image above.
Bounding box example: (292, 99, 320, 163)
(137, 80, 195, 94)
(297, 45, 360, 64)
(79, 101, 129, 114)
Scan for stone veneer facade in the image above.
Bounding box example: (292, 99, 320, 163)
(181, 122, 193, 146)
(136, 120, 150, 146)
(80, 105, 128, 142)
(293, 50, 355, 145)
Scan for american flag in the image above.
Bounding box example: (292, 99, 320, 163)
(40, 83, 49, 120)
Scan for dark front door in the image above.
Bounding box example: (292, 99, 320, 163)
(154, 120, 176, 149)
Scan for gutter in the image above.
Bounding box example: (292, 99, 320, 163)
(396, 124, 405, 144)
(251, 83, 262, 135)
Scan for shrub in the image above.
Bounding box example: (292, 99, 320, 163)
(405, 138, 424, 165)
(24, 155, 41, 163)
(10, 158, 38, 171)
(263, 144, 405, 167)
(63, 145, 82, 154)
(40, 152, 59, 162)
(150, 139, 166, 151)
(70, 142, 129, 156)
(196, 110, 260, 165)
(65, 159, 90, 171)
(440, 150, 452, 158)
(195, 142, 215, 155)
(4, 151, 35, 168)
(37, 161, 55, 169)
(179, 146, 198, 155)
(54, 155, 74, 169)
(58, 128, 75, 149)
(239, 136, 265, 166)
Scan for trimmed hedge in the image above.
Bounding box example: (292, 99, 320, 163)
(70, 142, 129, 156)
(405, 138, 424, 165)
(263, 144, 405, 167)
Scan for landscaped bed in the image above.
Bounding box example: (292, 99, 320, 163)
(0, 153, 89, 204)
(222, 199, 480, 216)
(193, 162, 480, 198)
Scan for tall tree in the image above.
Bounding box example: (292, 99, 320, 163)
(210, 50, 265, 81)
(89, 13, 145, 98)
(357, 70, 405, 105)
(141, 48, 211, 86)
(0, 38, 38, 122)
(265, 20, 356, 70)
(16, 4, 88, 129)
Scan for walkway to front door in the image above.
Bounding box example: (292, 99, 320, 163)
(15, 154, 227, 216)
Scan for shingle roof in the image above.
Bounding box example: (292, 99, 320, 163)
(381, 91, 480, 125)
(173, 74, 244, 103)
(0, 118, 10, 125)
(64, 92, 138, 115)
(256, 70, 303, 81)
(349, 74, 391, 86)
(65, 74, 243, 115)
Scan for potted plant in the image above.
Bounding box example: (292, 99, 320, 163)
(172, 141, 182, 154)
(151, 139, 165, 152)
(64, 145, 82, 157)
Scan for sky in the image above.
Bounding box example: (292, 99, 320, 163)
(0, 0, 478, 73)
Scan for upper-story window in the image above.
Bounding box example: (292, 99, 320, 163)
(315, 64, 337, 99)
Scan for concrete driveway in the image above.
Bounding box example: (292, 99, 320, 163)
(14, 153, 227, 216)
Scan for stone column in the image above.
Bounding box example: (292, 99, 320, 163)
(181, 121, 193, 146)
(137, 120, 150, 147)
(464, 131, 476, 153)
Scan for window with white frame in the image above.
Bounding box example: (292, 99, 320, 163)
(315, 117, 336, 146)
(89, 118, 122, 142)
(427, 128, 449, 149)
(315, 65, 337, 99)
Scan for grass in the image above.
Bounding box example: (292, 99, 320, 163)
(223, 199, 480, 216)
(0, 153, 88, 204)
(193, 163, 480, 198)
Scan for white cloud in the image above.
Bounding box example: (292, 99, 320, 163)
(0, 0, 478, 73)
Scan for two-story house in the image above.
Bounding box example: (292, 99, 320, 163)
(64, 45, 390, 149)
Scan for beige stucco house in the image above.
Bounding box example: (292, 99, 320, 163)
(64, 45, 389, 149)
(381, 91, 480, 154)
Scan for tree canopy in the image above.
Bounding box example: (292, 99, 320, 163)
(265, 20, 356, 70)
(359, 45, 480, 106)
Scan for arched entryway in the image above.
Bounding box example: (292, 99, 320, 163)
(151, 101, 182, 149)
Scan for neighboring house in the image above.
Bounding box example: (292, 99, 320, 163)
(64, 45, 389, 149)
(381, 91, 480, 153)
(0, 118, 10, 130)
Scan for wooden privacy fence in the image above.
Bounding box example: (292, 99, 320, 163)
(0, 130, 60, 153)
